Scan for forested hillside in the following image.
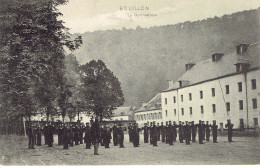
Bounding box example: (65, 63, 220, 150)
(72, 8, 260, 106)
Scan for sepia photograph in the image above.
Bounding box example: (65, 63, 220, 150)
(0, 0, 260, 166)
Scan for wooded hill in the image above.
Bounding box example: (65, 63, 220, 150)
(72, 8, 260, 106)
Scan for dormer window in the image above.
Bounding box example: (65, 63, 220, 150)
(212, 53, 224, 62)
(235, 63, 250, 72)
(185, 63, 195, 71)
(236, 44, 248, 54)
(178, 81, 182, 87)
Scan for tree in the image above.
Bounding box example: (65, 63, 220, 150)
(0, 0, 82, 123)
(80, 60, 125, 121)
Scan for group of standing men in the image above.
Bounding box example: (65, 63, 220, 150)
(138, 120, 234, 146)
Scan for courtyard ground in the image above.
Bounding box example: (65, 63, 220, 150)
(0, 134, 259, 165)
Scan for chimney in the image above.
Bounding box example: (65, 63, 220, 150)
(141, 102, 147, 108)
(212, 53, 224, 62)
(167, 80, 174, 88)
(185, 63, 195, 71)
(236, 44, 248, 54)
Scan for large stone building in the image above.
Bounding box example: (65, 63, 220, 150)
(161, 42, 260, 129)
(134, 93, 162, 127)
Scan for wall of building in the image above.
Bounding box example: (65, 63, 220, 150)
(134, 109, 163, 127)
(161, 70, 259, 129)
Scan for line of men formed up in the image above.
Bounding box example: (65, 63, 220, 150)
(26, 118, 234, 155)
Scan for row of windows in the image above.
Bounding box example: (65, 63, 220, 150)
(136, 112, 162, 121)
(167, 98, 258, 116)
(165, 79, 257, 105)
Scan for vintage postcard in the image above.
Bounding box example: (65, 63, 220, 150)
(0, 0, 259, 166)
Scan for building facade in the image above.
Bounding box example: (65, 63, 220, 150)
(161, 43, 260, 129)
(135, 93, 163, 127)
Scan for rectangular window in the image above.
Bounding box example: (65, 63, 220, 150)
(189, 107, 192, 115)
(239, 100, 243, 110)
(173, 96, 176, 103)
(252, 79, 256, 90)
(226, 85, 229, 94)
(181, 95, 183, 102)
(238, 82, 242, 92)
(165, 110, 168, 117)
(165, 98, 167, 105)
(200, 106, 204, 114)
(174, 109, 176, 116)
(253, 98, 257, 109)
(212, 88, 215, 97)
(181, 108, 184, 116)
(212, 104, 216, 113)
(200, 91, 203, 99)
(189, 93, 192, 101)
(226, 102, 230, 112)
(253, 118, 258, 126)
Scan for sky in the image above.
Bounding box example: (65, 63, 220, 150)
(57, 0, 260, 34)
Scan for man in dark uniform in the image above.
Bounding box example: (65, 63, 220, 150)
(69, 125, 74, 147)
(205, 121, 211, 141)
(79, 125, 84, 144)
(91, 118, 100, 155)
(35, 125, 42, 146)
(165, 121, 169, 144)
(197, 120, 204, 144)
(63, 125, 69, 149)
(118, 124, 125, 148)
(43, 123, 47, 145)
(212, 120, 218, 143)
(151, 122, 158, 146)
(26, 123, 35, 149)
(178, 121, 184, 143)
(143, 123, 149, 143)
(58, 124, 63, 146)
(127, 123, 132, 142)
(184, 121, 191, 145)
(202, 121, 206, 140)
(191, 121, 197, 142)
(74, 125, 80, 145)
(173, 121, 177, 142)
(133, 123, 140, 147)
(225, 120, 234, 142)
(149, 122, 153, 145)
(161, 122, 166, 143)
(103, 125, 112, 148)
(156, 123, 161, 141)
(112, 124, 118, 146)
(168, 121, 174, 145)
(46, 122, 54, 147)
(84, 123, 92, 149)
(100, 124, 105, 146)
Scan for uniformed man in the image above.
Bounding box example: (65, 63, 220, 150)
(103, 125, 112, 148)
(43, 123, 47, 145)
(63, 125, 69, 149)
(118, 124, 125, 148)
(225, 120, 234, 142)
(133, 123, 140, 147)
(58, 124, 63, 146)
(26, 123, 35, 149)
(84, 123, 92, 149)
(127, 123, 132, 142)
(149, 122, 153, 145)
(143, 123, 149, 143)
(46, 122, 54, 147)
(173, 121, 177, 142)
(202, 121, 206, 140)
(168, 121, 174, 145)
(151, 122, 158, 146)
(184, 121, 191, 145)
(112, 124, 119, 146)
(69, 125, 74, 147)
(161, 122, 166, 142)
(91, 118, 100, 155)
(156, 123, 161, 141)
(79, 125, 84, 144)
(165, 121, 169, 144)
(197, 120, 204, 144)
(178, 121, 184, 143)
(74, 125, 80, 145)
(191, 121, 197, 142)
(212, 120, 218, 143)
(35, 125, 42, 146)
(205, 121, 211, 141)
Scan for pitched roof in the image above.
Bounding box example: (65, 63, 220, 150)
(163, 42, 260, 92)
(112, 106, 135, 117)
(136, 93, 161, 113)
